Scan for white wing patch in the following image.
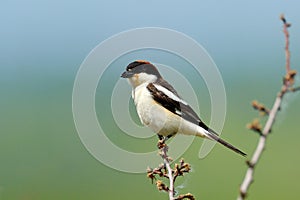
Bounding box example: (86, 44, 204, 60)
(175, 109, 182, 115)
(153, 84, 188, 105)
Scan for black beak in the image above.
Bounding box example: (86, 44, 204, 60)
(121, 71, 134, 78)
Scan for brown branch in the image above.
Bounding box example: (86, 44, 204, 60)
(238, 14, 298, 200)
(280, 14, 291, 73)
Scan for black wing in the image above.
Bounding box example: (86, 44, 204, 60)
(146, 82, 210, 131)
(146, 83, 248, 156)
(155, 78, 181, 97)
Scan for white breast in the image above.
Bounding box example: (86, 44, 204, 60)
(132, 83, 154, 126)
(132, 83, 180, 136)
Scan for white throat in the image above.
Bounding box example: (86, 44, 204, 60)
(128, 72, 158, 88)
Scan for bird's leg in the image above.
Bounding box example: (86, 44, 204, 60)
(157, 134, 174, 142)
(157, 134, 164, 140)
(157, 134, 174, 149)
(157, 135, 166, 149)
(165, 134, 174, 141)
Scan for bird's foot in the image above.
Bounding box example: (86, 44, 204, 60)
(157, 134, 173, 149)
(157, 139, 166, 149)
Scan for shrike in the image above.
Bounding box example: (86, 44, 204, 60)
(121, 60, 246, 156)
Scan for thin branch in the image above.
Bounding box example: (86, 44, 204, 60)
(238, 89, 284, 199)
(238, 14, 298, 200)
(147, 139, 194, 200)
(160, 142, 175, 200)
(280, 14, 291, 73)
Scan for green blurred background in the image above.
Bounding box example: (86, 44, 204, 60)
(1, 1, 300, 199)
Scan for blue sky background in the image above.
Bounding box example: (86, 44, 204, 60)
(2, 0, 300, 72)
(1, 1, 300, 200)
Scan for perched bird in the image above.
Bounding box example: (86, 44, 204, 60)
(121, 60, 246, 156)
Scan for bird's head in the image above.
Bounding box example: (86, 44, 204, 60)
(121, 60, 162, 88)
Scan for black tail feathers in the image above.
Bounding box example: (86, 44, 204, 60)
(207, 130, 247, 157)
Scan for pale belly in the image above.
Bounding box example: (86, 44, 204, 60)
(133, 85, 180, 136)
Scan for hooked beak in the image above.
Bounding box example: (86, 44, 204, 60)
(121, 71, 134, 78)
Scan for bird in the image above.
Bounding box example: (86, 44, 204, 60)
(121, 60, 246, 156)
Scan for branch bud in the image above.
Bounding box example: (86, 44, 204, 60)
(156, 180, 169, 192)
(251, 100, 270, 115)
(247, 118, 262, 135)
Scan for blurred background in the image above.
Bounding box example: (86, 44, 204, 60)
(1, 0, 300, 199)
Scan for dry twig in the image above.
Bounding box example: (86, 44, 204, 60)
(147, 139, 194, 200)
(238, 14, 299, 199)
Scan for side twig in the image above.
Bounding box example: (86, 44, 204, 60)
(238, 14, 299, 200)
(147, 139, 194, 200)
(160, 141, 175, 200)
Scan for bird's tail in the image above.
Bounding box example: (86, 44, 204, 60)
(206, 129, 247, 157)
